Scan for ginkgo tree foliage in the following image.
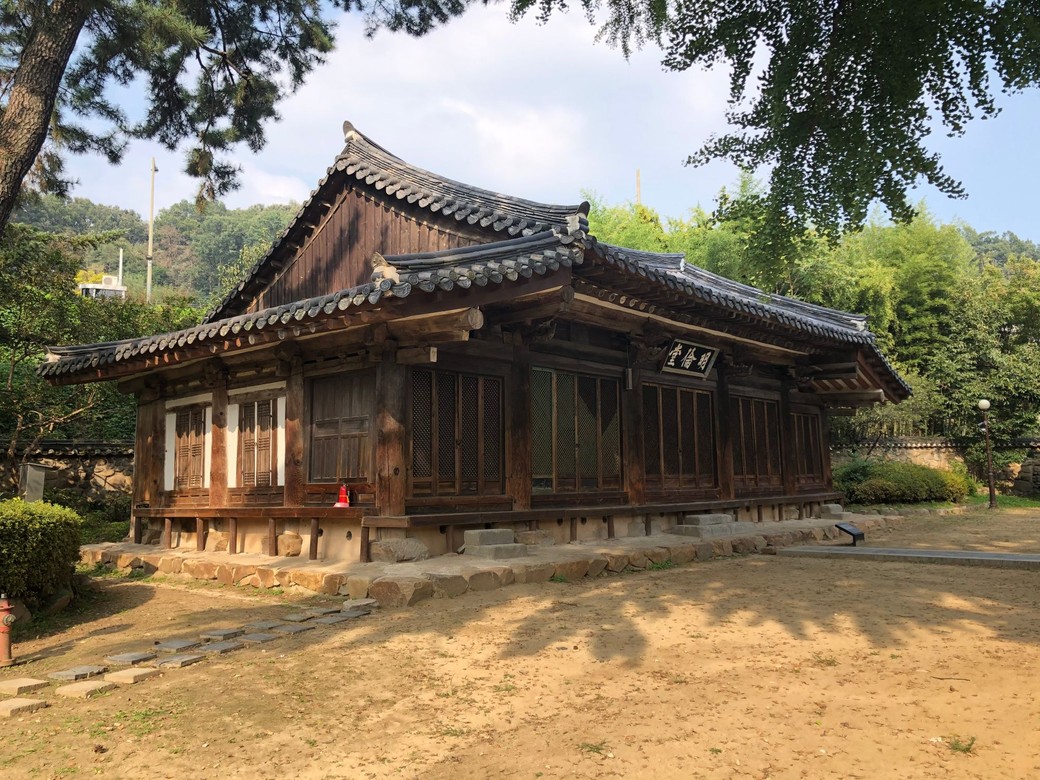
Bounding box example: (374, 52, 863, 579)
(2, 0, 1039, 240)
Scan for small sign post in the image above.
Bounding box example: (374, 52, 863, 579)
(660, 339, 719, 378)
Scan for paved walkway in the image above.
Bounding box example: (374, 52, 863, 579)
(80, 512, 911, 606)
(779, 545, 1040, 569)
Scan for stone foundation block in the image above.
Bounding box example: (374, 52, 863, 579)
(604, 552, 630, 572)
(205, 531, 229, 553)
(182, 560, 219, 580)
(645, 547, 671, 565)
(340, 574, 374, 599)
(465, 543, 527, 559)
(586, 557, 608, 577)
(463, 528, 515, 546)
(681, 513, 733, 526)
(278, 532, 303, 557)
(666, 543, 699, 565)
(291, 570, 345, 595)
(427, 572, 469, 598)
(626, 551, 648, 570)
(511, 560, 556, 583)
(553, 558, 590, 582)
(465, 569, 503, 591)
(515, 530, 555, 546)
(158, 556, 183, 574)
(695, 542, 715, 562)
(369, 576, 433, 607)
(370, 538, 430, 563)
(820, 503, 844, 520)
(711, 539, 733, 557)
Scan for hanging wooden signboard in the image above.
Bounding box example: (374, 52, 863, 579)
(660, 339, 719, 378)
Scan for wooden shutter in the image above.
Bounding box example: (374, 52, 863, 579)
(240, 403, 257, 487)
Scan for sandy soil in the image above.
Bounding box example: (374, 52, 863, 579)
(3, 507, 1040, 779)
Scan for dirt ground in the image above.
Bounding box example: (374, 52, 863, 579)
(3, 508, 1040, 779)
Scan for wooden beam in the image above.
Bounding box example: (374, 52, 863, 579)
(396, 346, 437, 365)
(386, 307, 484, 341)
(816, 389, 885, 405)
(795, 361, 859, 380)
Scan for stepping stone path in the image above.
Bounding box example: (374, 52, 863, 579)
(239, 632, 279, 644)
(244, 620, 283, 631)
(270, 623, 314, 635)
(49, 665, 108, 682)
(0, 698, 48, 718)
(151, 654, 204, 669)
(314, 614, 353, 625)
(200, 628, 244, 641)
(0, 599, 380, 717)
(155, 639, 200, 654)
(199, 640, 242, 655)
(0, 678, 48, 696)
(105, 651, 157, 666)
(105, 668, 161, 685)
(55, 681, 115, 699)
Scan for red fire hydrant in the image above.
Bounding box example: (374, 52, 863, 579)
(0, 593, 16, 667)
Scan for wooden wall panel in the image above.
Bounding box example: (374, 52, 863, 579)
(255, 187, 478, 311)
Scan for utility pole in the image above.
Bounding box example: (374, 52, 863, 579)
(147, 157, 157, 303)
(635, 169, 641, 205)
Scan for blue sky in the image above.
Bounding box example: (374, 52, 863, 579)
(62, 7, 1040, 243)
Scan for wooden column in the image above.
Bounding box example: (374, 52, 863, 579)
(820, 409, 834, 487)
(715, 362, 736, 500)
(375, 346, 407, 517)
(132, 388, 164, 544)
(779, 380, 798, 497)
(208, 373, 229, 509)
(506, 347, 532, 510)
(622, 367, 646, 506)
(283, 357, 306, 506)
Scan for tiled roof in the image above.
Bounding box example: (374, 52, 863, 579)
(204, 121, 590, 323)
(41, 231, 583, 382)
(586, 240, 911, 397)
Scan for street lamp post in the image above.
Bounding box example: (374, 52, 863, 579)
(978, 399, 997, 510)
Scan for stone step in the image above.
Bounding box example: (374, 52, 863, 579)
(0, 678, 48, 696)
(55, 680, 116, 699)
(199, 640, 243, 655)
(154, 639, 200, 654)
(342, 598, 377, 611)
(239, 632, 279, 644)
(463, 528, 515, 546)
(151, 653, 204, 669)
(819, 503, 845, 520)
(104, 651, 156, 666)
(270, 623, 314, 635)
(666, 521, 763, 539)
(680, 513, 734, 526)
(200, 628, 244, 641)
(105, 668, 161, 685)
(0, 698, 48, 718)
(465, 543, 528, 559)
(49, 665, 108, 682)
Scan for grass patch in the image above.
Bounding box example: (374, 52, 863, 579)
(438, 726, 468, 737)
(549, 574, 568, 583)
(811, 652, 838, 668)
(965, 494, 1040, 509)
(578, 741, 608, 755)
(948, 735, 977, 754)
(647, 559, 675, 571)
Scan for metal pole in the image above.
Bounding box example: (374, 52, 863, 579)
(983, 410, 997, 510)
(146, 157, 157, 303)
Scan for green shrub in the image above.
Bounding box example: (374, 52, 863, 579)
(835, 459, 972, 505)
(0, 499, 82, 606)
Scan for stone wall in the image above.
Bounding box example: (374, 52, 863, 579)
(2, 441, 134, 500)
(1012, 459, 1040, 496)
(832, 439, 965, 471)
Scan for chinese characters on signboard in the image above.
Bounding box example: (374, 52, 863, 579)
(660, 339, 719, 378)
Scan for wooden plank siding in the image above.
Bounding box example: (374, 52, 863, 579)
(255, 187, 480, 311)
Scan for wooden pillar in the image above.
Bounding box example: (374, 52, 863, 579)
(132, 389, 164, 543)
(715, 362, 736, 500)
(162, 517, 172, 549)
(375, 346, 407, 517)
(360, 526, 371, 562)
(283, 356, 306, 507)
(309, 516, 320, 560)
(506, 347, 532, 510)
(622, 366, 646, 506)
(227, 517, 237, 555)
(209, 373, 229, 509)
(779, 380, 798, 497)
(195, 517, 207, 552)
(820, 410, 834, 487)
(268, 517, 277, 557)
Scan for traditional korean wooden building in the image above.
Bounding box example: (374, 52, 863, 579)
(41, 122, 909, 562)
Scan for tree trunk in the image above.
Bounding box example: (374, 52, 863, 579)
(0, 0, 91, 233)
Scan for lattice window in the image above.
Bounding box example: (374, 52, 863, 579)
(793, 412, 825, 485)
(308, 371, 373, 483)
(174, 405, 206, 490)
(731, 395, 783, 491)
(409, 368, 503, 497)
(642, 383, 717, 490)
(531, 368, 621, 494)
(239, 398, 279, 487)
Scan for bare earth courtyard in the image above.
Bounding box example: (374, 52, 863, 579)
(3, 509, 1040, 779)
